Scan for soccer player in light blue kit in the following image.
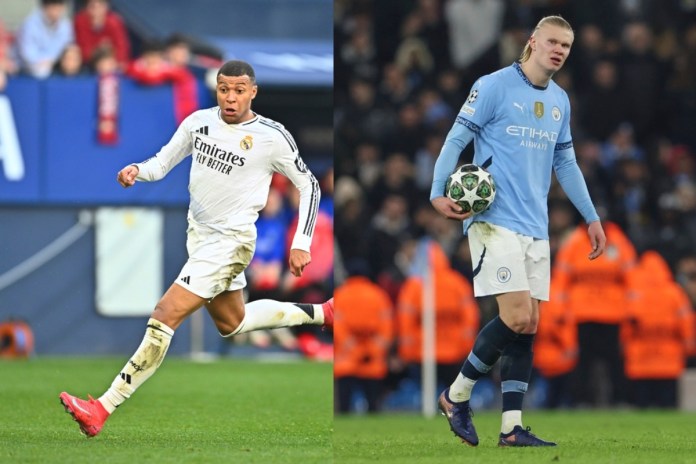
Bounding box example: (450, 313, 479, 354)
(430, 16, 606, 447)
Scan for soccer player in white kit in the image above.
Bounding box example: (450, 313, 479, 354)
(59, 60, 333, 437)
(431, 16, 606, 447)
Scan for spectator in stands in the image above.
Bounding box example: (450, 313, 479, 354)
(534, 282, 578, 408)
(0, 20, 18, 90)
(396, 241, 479, 390)
(282, 185, 333, 301)
(15, 0, 73, 78)
(317, 167, 334, 218)
(369, 152, 419, 210)
(164, 34, 192, 69)
(577, 59, 627, 141)
(334, 176, 370, 273)
(128, 41, 198, 123)
(73, 0, 131, 71)
(444, 0, 504, 80)
(548, 199, 577, 260)
(599, 123, 645, 172)
(247, 186, 289, 300)
(569, 24, 612, 94)
(89, 44, 119, 75)
(676, 255, 696, 309)
(676, 254, 696, 368)
(52, 43, 87, 76)
(554, 221, 637, 407)
(622, 251, 696, 408)
(365, 194, 412, 285)
(335, 259, 394, 413)
(616, 21, 668, 143)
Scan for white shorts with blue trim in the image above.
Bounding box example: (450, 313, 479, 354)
(467, 222, 550, 301)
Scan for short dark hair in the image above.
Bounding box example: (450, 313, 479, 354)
(217, 60, 256, 82)
(41, 0, 66, 5)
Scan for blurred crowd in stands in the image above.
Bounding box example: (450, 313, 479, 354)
(0, 0, 212, 125)
(0, 0, 334, 358)
(334, 0, 696, 412)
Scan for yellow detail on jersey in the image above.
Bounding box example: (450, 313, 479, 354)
(240, 135, 253, 151)
(534, 101, 544, 118)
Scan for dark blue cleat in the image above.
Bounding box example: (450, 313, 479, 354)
(498, 426, 557, 447)
(438, 388, 479, 446)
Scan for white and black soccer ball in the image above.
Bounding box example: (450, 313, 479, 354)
(445, 164, 496, 215)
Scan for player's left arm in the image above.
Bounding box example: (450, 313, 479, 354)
(553, 146, 605, 260)
(117, 115, 194, 187)
(271, 129, 321, 277)
(553, 94, 605, 259)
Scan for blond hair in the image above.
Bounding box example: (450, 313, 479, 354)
(519, 16, 574, 62)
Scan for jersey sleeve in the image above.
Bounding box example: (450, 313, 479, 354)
(457, 75, 498, 132)
(135, 115, 194, 181)
(430, 123, 475, 200)
(269, 127, 320, 252)
(556, 91, 573, 147)
(429, 76, 497, 200)
(553, 92, 599, 224)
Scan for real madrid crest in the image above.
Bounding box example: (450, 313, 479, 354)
(240, 135, 253, 151)
(534, 101, 544, 119)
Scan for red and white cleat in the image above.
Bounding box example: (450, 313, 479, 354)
(59, 392, 110, 437)
(321, 298, 334, 330)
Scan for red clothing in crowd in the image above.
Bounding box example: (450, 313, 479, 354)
(74, 9, 131, 68)
(127, 60, 199, 124)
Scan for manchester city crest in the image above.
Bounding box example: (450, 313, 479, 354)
(552, 106, 561, 121)
(497, 267, 511, 283)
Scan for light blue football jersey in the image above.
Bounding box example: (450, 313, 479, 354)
(434, 62, 597, 239)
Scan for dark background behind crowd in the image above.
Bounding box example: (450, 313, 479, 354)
(334, 0, 696, 413)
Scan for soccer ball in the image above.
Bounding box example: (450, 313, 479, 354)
(445, 164, 496, 215)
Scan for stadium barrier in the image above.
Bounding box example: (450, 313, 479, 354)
(0, 76, 215, 205)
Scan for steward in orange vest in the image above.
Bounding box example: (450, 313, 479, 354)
(622, 251, 696, 407)
(397, 242, 479, 385)
(334, 261, 394, 413)
(534, 282, 578, 407)
(554, 221, 637, 406)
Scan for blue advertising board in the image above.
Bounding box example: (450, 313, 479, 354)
(0, 76, 211, 206)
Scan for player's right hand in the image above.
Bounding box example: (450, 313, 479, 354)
(117, 165, 139, 188)
(431, 196, 473, 221)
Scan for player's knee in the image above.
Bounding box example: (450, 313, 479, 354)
(215, 319, 242, 337)
(502, 301, 533, 332)
(506, 313, 531, 333)
(151, 303, 183, 330)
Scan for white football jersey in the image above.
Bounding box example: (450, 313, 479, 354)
(135, 107, 320, 251)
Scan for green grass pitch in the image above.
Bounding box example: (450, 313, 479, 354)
(4, 358, 696, 463)
(334, 410, 696, 463)
(0, 357, 332, 464)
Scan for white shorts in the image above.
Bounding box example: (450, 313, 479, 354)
(176, 221, 256, 299)
(467, 222, 550, 301)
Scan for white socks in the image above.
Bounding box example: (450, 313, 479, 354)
(225, 299, 324, 337)
(449, 373, 477, 402)
(98, 318, 174, 414)
(502, 410, 522, 434)
(449, 375, 524, 434)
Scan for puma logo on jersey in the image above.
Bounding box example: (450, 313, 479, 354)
(513, 102, 526, 113)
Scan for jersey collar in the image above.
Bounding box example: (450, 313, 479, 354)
(513, 62, 548, 91)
